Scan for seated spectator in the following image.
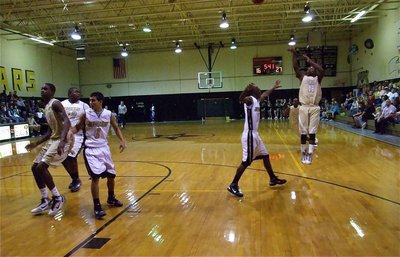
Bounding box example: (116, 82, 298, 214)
(352, 99, 375, 128)
(327, 98, 341, 120)
(35, 107, 46, 124)
(395, 111, 400, 124)
(349, 97, 360, 116)
(7, 105, 24, 123)
(374, 99, 397, 134)
(27, 114, 41, 136)
(0, 103, 13, 124)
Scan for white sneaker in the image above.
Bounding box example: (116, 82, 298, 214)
(31, 198, 50, 214)
(361, 122, 367, 129)
(48, 195, 66, 216)
(306, 153, 313, 164)
(301, 152, 308, 164)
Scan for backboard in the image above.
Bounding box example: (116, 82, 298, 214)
(197, 71, 223, 89)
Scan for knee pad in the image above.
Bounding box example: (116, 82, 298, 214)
(309, 134, 316, 143)
(301, 134, 308, 144)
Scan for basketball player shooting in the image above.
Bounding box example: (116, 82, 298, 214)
(288, 48, 324, 165)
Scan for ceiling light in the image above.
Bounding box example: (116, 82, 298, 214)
(175, 42, 182, 53)
(71, 26, 81, 40)
(230, 38, 237, 49)
(30, 37, 54, 46)
(143, 23, 152, 32)
(302, 3, 313, 23)
(288, 34, 296, 46)
(350, 10, 366, 23)
(219, 12, 229, 29)
(121, 46, 128, 57)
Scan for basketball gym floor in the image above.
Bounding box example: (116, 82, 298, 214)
(0, 119, 399, 256)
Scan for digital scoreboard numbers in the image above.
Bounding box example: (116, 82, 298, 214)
(253, 57, 283, 75)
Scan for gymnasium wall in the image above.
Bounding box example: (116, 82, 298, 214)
(78, 40, 351, 98)
(349, 2, 400, 84)
(0, 33, 79, 98)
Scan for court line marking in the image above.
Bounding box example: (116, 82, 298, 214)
(136, 160, 400, 206)
(63, 161, 172, 257)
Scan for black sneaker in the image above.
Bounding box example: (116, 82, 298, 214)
(94, 206, 106, 219)
(107, 197, 123, 207)
(227, 184, 244, 197)
(69, 179, 81, 192)
(269, 177, 287, 187)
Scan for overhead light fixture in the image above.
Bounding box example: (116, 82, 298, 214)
(30, 37, 54, 46)
(219, 12, 229, 29)
(302, 2, 313, 23)
(71, 26, 81, 40)
(288, 34, 296, 46)
(120, 45, 128, 57)
(230, 38, 237, 49)
(175, 42, 182, 53)
(350, 10, 366, 23)
(143, 22, 152, 32)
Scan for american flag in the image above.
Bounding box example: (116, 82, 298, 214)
(113, 58, 126, 79)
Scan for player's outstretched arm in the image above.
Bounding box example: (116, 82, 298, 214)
(288, 48, 303, 81)
(303, 54, 324, 83)
(110, 114, 127, 153)
(260, 80, 282, 102)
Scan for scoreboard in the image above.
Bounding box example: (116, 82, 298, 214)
(253, 57, 283, 75)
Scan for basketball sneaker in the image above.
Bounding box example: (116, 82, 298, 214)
(107, 196, 123, 207)
(48, 195, 66, 216)
(301, 152, 308, 164)
(31, 198, 51, 214)
(306, 153, 313, 165)
(269, 177, 287, 186)
(94, 206, 106, 219)
(69, 179, 81, 192)
(227, 184, 244, 197)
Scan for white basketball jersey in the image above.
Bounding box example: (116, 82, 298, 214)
(84, 108, 111, 148)
(62, 100, 89, 136)
(299, 75, 322, 106)
(243, 96, 260, 132)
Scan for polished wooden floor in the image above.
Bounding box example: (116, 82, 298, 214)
(1, 120, 399, 257)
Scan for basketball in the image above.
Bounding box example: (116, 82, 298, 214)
(252, 0, 264, 4)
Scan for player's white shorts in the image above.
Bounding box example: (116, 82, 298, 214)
(68, 133, 84, 158)
(83, 146, 116, 179)
(34, 136, 74, 167)
(241, 130, 268, 164)
(299, 105, 320, 134)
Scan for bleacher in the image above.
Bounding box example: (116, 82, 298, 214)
(334, 115, 400, 137)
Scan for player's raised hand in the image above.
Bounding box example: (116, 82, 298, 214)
(274, 79, 282, 89)
(303, 54, 311, 63)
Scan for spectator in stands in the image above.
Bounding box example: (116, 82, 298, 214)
(28, 113, 41, 136)
(381, 95, 389, 109)
(388, 87, 399, 103)
(327, 98, 341, 120)
(35, 107, 46, 124)
(352, 98, 375, 129)
(349, 97, 360, 116)
(0, 103, 13, 124)
(0, 89, 7, 104)
(7, 104, 24, 122)
(374, 99, 397, 134)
